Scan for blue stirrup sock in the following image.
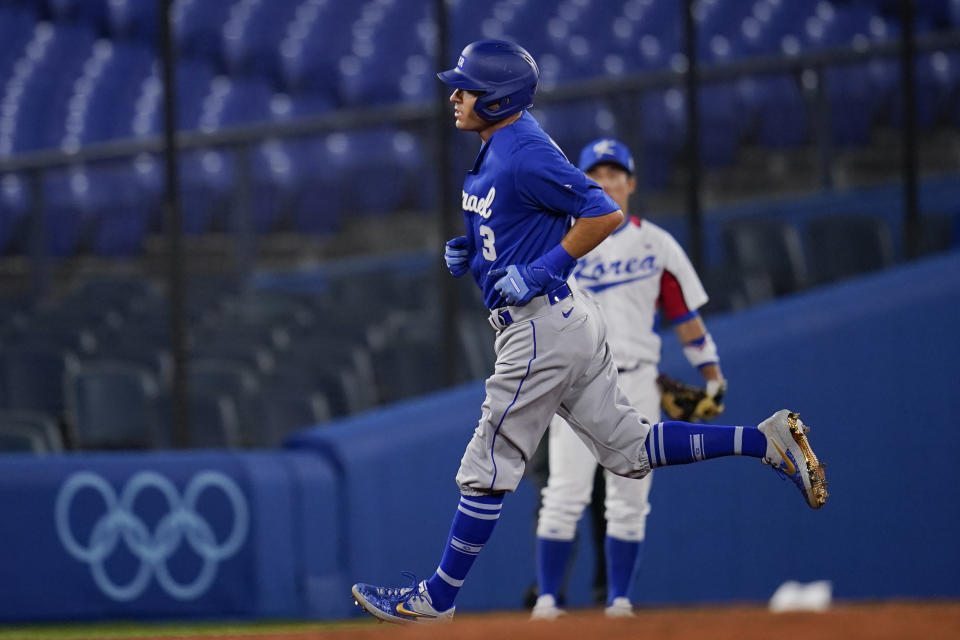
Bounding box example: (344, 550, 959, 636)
(425, 493, 504, 611)
(644, 420, 767, 468)
(606, 536, 642, 604)
(536, 537, 574, 599)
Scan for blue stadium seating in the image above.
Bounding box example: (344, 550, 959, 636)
(639, 89, 685, 188)
(65, 361, 162, 449)
(805, 213, 895, 284)
(723, 218, 810, 295)
(44, 0, 110, 34)
(532, 102, 621, 160)
(0, 173, 28, 254)
(105, 0, 158, 41)
(157, 390, 241, 448)
(42, 166, 103, 257)
(0, 346, 80, 416)
(189, 358, 264, 446)
(889, 51, 960, 129)
(221, 0, 301, 81)
(0, 0, 955, 257)
(738, 75, 809, 149)
(0, 409, 62, 453)
(175, 0, 235, 70)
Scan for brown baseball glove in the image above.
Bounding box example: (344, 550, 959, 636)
(656, 374, 727, 421)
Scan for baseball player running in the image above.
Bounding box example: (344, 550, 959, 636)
(532, 138, 726, 620)
(351, 39, 828, 625)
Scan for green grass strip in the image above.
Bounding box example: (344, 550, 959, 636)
(0, 619, 372, 640)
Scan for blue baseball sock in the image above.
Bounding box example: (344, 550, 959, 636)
(536, 537, 574, 599)
(425, 493, 504, 611)
(643, 421, 767, 468)
(606, 536, 642, 604)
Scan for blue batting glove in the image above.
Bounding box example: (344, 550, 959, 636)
(489, 264, 539, 306)
(489, 245, 577, 306)
(444, 236, 470, 278)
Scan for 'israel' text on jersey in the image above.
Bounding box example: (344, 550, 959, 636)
(462, 187, 496, 219)
(457, 111, 619, 309)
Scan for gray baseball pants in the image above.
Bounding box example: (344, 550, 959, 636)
(456, 282, 652, 496)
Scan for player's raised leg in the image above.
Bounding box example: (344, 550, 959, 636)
(642, 410, 828, 509)
(558, 354, 828, 509)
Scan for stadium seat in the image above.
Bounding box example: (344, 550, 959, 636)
(805, 214, 894, 284)
(85, 162, 152, 256)
(532, 102, 620, 160)
(13, 23, 98, 154)
(66, 274, 157, 309)
(105, 0, 158, 41)
(178, 149, 235, 235)
(41, 167, 101, 257)
(257, 386, 331, 447)
(0, 409, 64, 453)
(86, 343, 173, 389)
(191, 342, 277, 377)
(889, 51, 960, 130)
(262, 367, 365, 419)
(249, 139, 302, 233)
(0, 293, 31, 336)
(723, 218, 809, 295)
(278, 1, 361, 100)
(175, 0, 235, 70)
(189, 358, 263, 446)
(292, 128, 425, 232)
(699, 83, 741, 167)
(368, 311, 445, 404)
(699, 267, 776, 315)
(639, 89, 686, 188)
(65, 362, 162, 449)
(45, 0, 110, 33)
(0, 424, 45, 452)
(0, 173, 29, 255)
(7, 322, 98, 355)
(825, 64, 878, 148)
(738, 75, 809, 149)
(157, 391, 241, 448)
(221, 0, 301, 81)
(0, 347, 80, 415)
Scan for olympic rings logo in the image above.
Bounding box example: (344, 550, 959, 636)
(55, 470, 249, 602)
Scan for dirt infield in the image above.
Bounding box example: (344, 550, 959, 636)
(151, 601, 960, 640)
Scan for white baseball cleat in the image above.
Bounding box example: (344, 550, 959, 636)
(605, 597, 635, 618)
(530, 594, 566, 621)
(758, 410, 828, 509)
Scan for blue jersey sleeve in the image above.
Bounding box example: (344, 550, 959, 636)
(514, 141, 619, 219)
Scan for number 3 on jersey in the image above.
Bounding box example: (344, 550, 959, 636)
(479, 224, 497, 261)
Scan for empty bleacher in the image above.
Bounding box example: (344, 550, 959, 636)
(0, 0, 959, 451)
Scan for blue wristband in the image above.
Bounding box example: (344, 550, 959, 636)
(536, 243, 577, 278)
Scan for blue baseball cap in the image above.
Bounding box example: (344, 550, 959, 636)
(578, 138, 635, 175)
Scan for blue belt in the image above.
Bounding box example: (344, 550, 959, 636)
(491, 282, 573, 329)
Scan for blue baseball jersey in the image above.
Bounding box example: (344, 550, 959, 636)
(459, 111, 619, 309)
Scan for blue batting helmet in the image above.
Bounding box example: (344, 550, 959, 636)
(578, 138, 635, 175)
(437, 39, 539, 121)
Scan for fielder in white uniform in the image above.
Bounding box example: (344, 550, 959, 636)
(533, 138, 727, 619)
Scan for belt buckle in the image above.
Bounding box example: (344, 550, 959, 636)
(494, 309, 513, 329)
(547, 283, 572, 305)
